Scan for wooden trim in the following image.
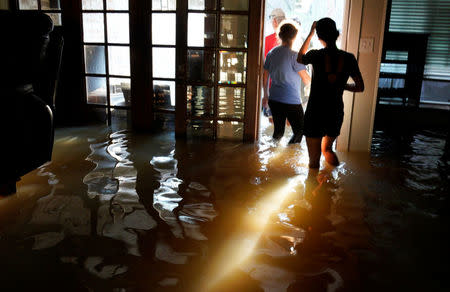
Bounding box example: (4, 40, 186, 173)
(87, 104, 132, 110)
(367, 0, 390, 150)
(154, 108, 176, 114)
(337, 0, 363, 152)
(212, 1, 221, 139)
(153, 78, 176, 82)
(383, 0, 392, 40)
(80, 10, 129, 13)
(175, 0, 188, 137)
(257, 1, 266, 140)
(102, 0, 112, 125)
(151, 10, 176, 13)
(8, 0, 19, 11)
(217, 83, 246, 88)
(243, 0, 264, 142)
(190, 116, 243, 122)
(82, 42, 130, 47)
(188, 46, 249, 52)
(85, 73, 131, 78)
(152, 44, 177, 48)
(423, 78, 450, 83)
(59, 0, 86, 124)
(188, 9, 249, 15)
(130, 0, 152, 130)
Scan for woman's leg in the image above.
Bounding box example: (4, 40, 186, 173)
(269, 101, 286, 140)
(321, 136, 339, 166)
(306, 137, 322, 168)
(286, 104, 304, 144)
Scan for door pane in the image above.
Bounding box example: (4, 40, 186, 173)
(188, 13, 216, 47)
(220, 0, 248, 11)
(19, 0, 38, 9)
(218, 87, 245, 119)
(187, 50, 215, 82)
(107, 13, 129, 44)
(41, 0, 61, 10)
(187, 120, 214, 138)
(91, 107, 108, 122)
(108, 46, 130, 76)
(82, 0, 103, 10)
(106, 0, 128, 10)
(152, 0, 176, 10)
(111, 109, 131, 127)
(85, 45, 106, 74)
(188, 0, 216, 10)
(152, 13, 176, 45)
(187, 86, 214, 117)
(83, 13, 105, 43)
(46, 13, 62, 26)
(219, 51, 247, 84)
(220, 15, 248, 48)
(110, 77, 131, 106)
(86, 77, 107, 105)
(152, 48, 175, 78)
(217, 121, 243, 140)
(154, 80, 176, 108)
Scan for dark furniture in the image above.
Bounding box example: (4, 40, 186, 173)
(0, 10, 63, 195)
(377, 32, 428, 106)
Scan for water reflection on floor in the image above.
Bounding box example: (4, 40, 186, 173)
(1, 124, 449, 291)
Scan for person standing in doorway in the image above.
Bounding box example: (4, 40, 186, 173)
(263, 21, 311, 144)
(297, 18, 364, 168)
(265, 8, 286, 58)
(263, 8, 286, 120)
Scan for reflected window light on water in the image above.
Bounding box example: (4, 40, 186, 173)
(82, 130, 156, 256)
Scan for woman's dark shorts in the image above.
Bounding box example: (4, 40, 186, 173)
(303, 108, 344, 138)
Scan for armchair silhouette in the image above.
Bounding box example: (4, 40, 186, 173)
(0, 11, 63, 196)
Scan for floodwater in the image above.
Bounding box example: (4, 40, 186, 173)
(1, 120, 449, 291)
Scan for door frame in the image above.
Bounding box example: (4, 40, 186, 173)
(244, 0, 265, 142)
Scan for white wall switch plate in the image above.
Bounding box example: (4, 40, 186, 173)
(359, 37, 374, 53)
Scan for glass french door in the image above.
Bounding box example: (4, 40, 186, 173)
(149, 0, 251, 140)
(151, 0, 177, 116)
(81, 0, 131, 124)
(183, 0, 249, 140)
(17, 0, 261, 137)
(78, 0, 259, 138)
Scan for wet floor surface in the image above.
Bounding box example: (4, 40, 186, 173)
(1, 123, 449, 291)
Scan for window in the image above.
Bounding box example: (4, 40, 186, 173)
(18, 0, 62, 25)
(388, 0, 450, 81)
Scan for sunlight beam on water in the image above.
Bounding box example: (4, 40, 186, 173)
(202, 175, 304, 291)
(55, 136, 79, 145)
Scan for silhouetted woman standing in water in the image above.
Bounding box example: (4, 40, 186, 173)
(297, 18, 364, 168)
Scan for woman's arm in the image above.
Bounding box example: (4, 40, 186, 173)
(298, 69, 311, 86)
(262, 69, 269, 107)
(297, 21, 316, 64)
(344, 74, 364, 92)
